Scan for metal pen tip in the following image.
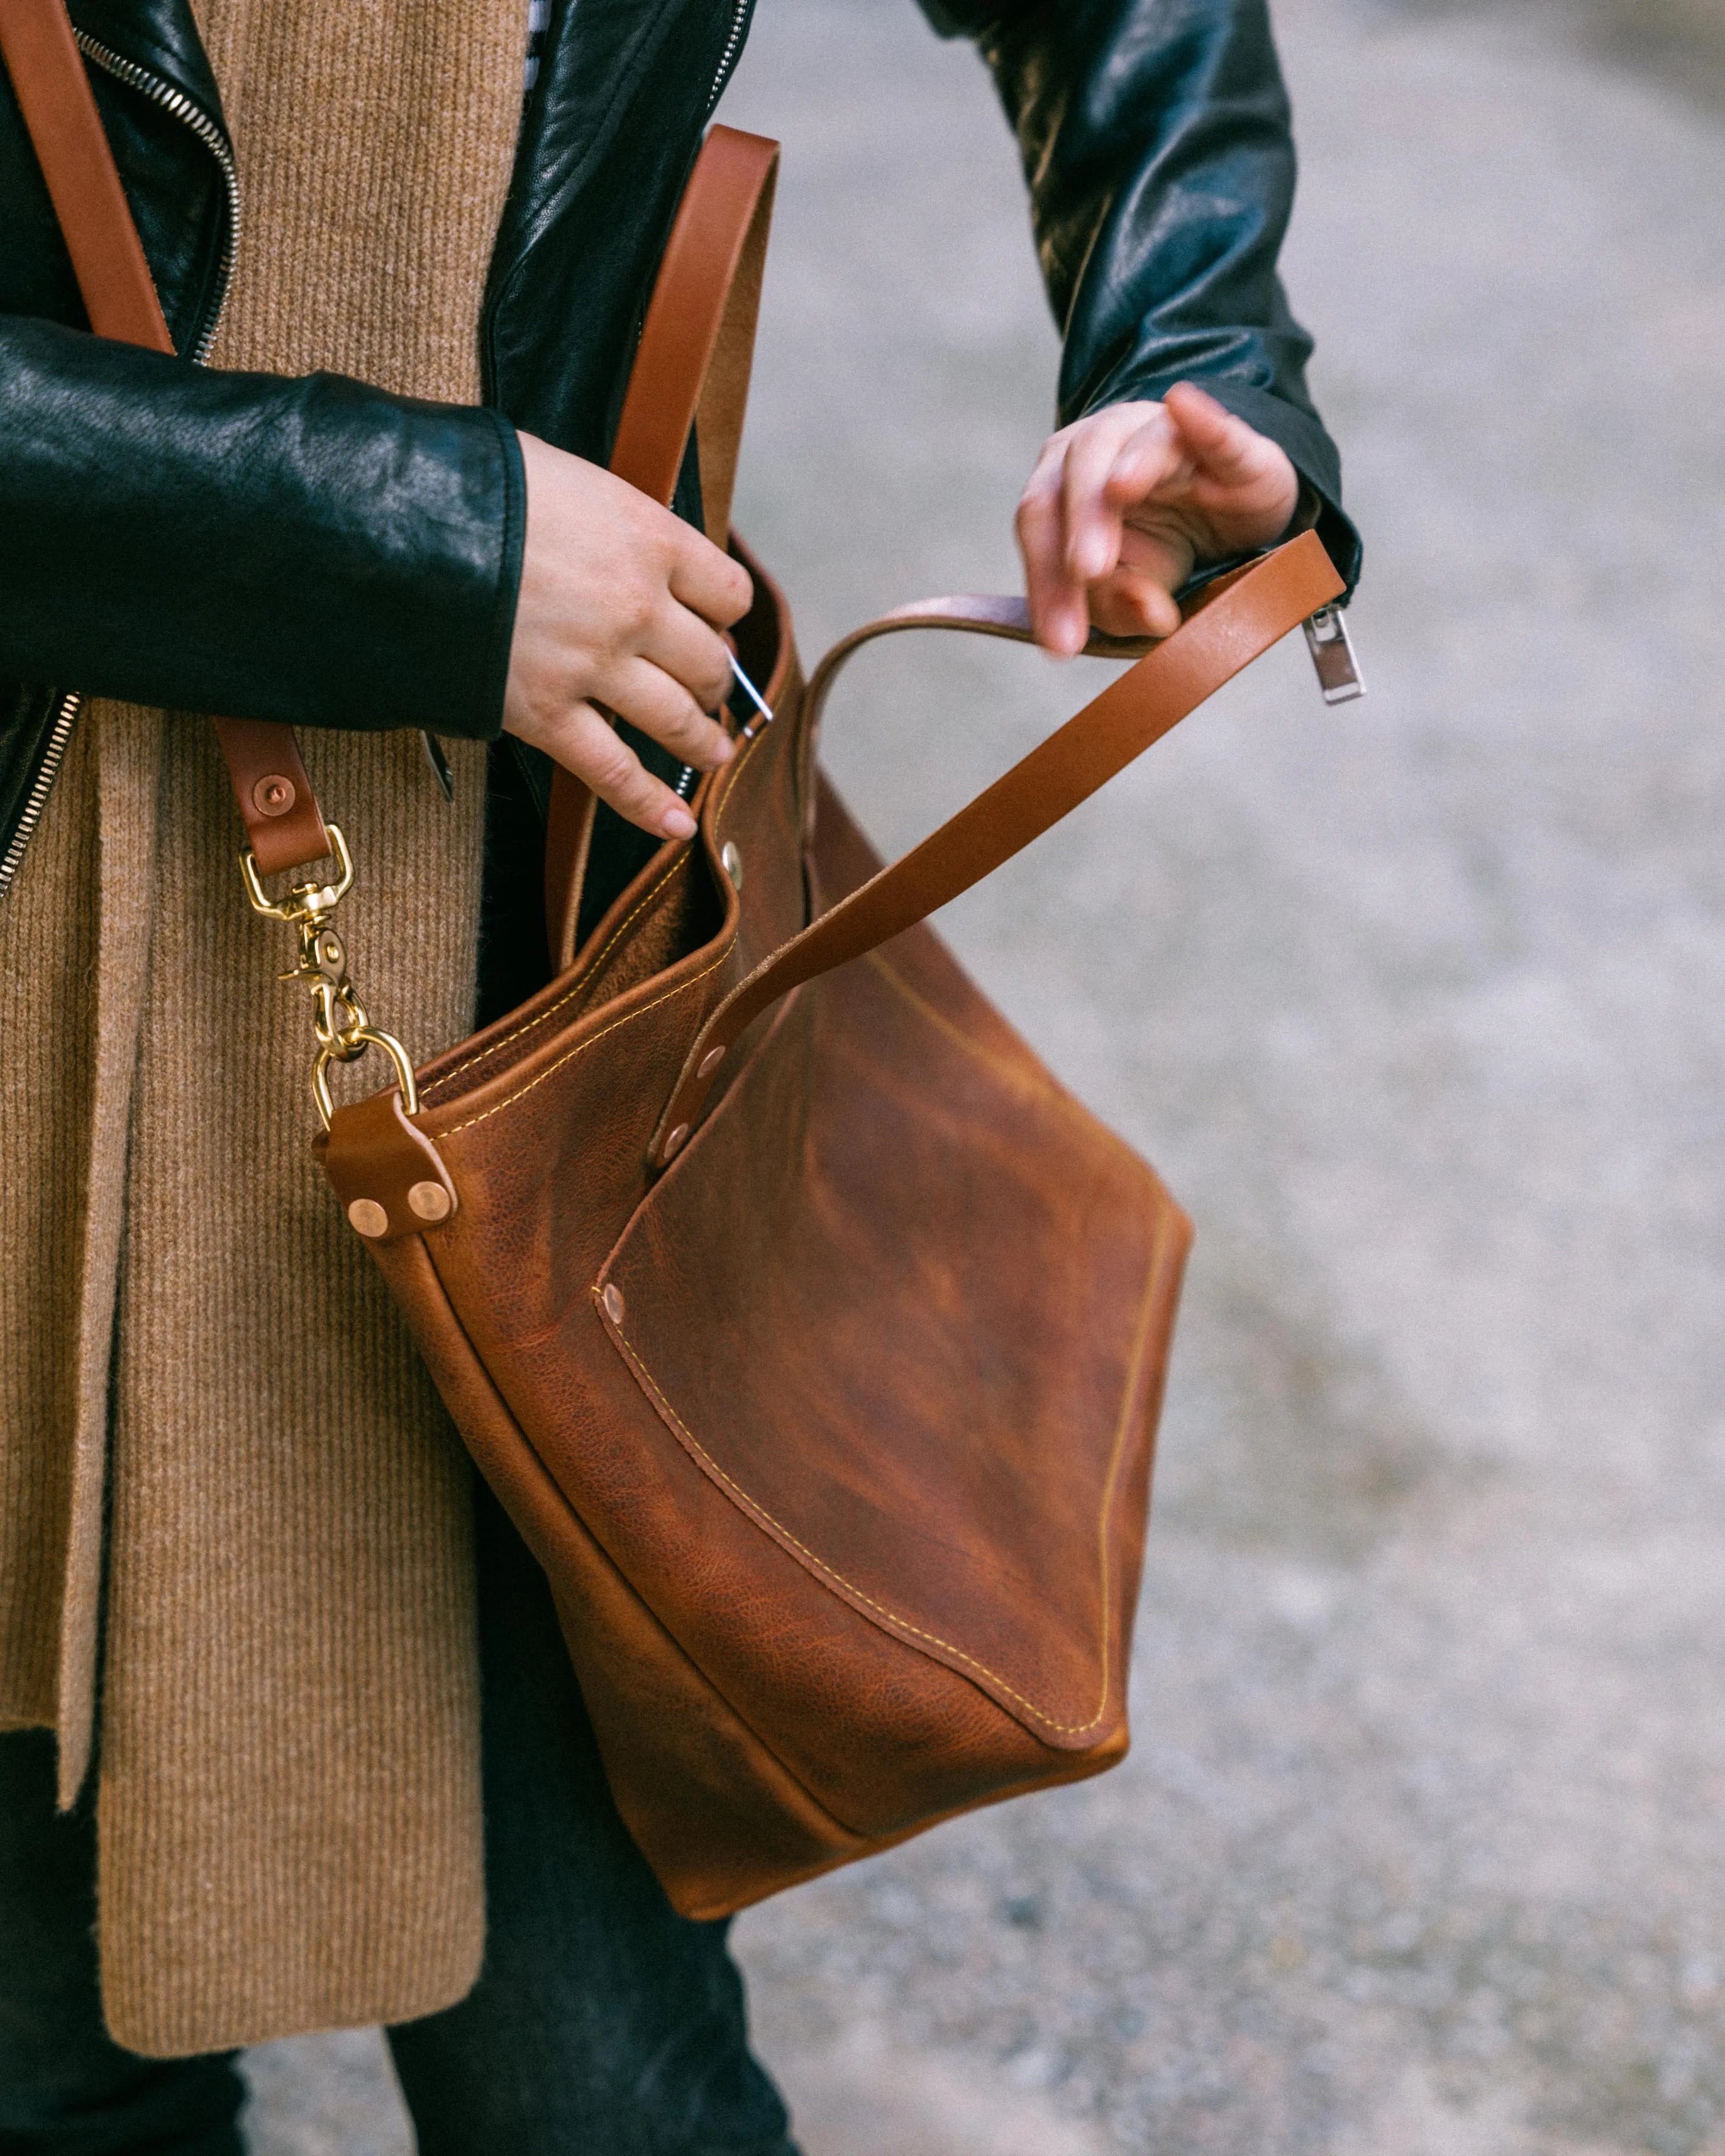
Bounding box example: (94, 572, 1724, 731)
(730, 653, 775, 739)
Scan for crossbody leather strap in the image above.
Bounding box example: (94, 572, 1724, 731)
(0, 0, 331, 873)
(0, 0, 778, 903)
(543, 126, 778, 969)
(647, 531, 1345, 1164)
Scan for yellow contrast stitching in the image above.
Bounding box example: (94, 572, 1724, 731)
(709, 715, 769, 836)
(442, 939, 736, 1136)
(608, 1294, 1159, 1738)
(432, 853, 694, 1093)
(435, 706, 775, 1130)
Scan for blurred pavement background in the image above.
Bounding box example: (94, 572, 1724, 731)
(243, 1, 1725, 2149)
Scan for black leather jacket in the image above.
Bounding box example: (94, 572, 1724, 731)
(0, 0, 1359, 902)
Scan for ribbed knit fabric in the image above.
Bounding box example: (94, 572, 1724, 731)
(0, 0, 523, 2058)
(0, 703, 160, 1778)
(0, 718, 101, 1732)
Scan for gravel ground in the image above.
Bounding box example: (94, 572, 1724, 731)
(245, 1, 1725, 2149)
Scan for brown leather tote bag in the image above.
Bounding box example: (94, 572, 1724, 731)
(5, 1, 1347, 1919)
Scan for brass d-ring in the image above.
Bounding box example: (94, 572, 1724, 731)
(312, 1025, 420, 1130)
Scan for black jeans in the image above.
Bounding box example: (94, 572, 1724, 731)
(0, 1484, 798, 2156)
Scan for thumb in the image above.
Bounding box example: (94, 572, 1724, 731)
(1163, 382, 1262, 487)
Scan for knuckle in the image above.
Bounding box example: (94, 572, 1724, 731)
(590, 734, 638, 793)
(670, 697, 714, 750)
(701, 637, 734, 704)
(618, 584, 656, 642)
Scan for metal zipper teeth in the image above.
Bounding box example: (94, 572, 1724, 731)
(0, 692, 81, 900)
(71, 32, 241, 365)
(0, 45, 241, 904)
(706, 0, 751, 113)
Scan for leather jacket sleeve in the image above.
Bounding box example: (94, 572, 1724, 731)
(0, 314, 524, 736)
(918, 0, 1361, 593)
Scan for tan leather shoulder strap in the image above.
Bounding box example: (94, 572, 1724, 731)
(1, 6, 779, 899)
(608, 126, 778, 537)
(0, 0, 330, 875)
(543, 125, 778, 969)
(0, 0, 166, 346)
(647, 532, 1345, 1165)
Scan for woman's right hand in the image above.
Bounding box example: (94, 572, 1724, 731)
(503, 431, 753, 840)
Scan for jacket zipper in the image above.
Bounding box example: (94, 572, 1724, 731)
(0, 690, 81, 896)
(0, 41, 240, 905)
(706, 0, 751, 114)
(72, 33, 241, 365)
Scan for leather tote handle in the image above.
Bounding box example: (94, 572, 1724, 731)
(542, 126, 778, 969)
(647, 531, 1345, 1165)
(0, 0, 332, 874)
(609, 127, 776, 540)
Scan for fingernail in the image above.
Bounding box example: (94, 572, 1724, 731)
(662, 806, 697, 840)
(711, 733, 735, 765)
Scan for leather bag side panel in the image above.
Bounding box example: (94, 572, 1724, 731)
(364, 1234, 871, 1917)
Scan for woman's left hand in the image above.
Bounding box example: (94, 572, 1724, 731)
(1016, 382, 1301, 654)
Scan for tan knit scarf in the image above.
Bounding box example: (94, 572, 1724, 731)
(0, 0, 522, 2055)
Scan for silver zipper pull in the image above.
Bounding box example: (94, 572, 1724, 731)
(1303, 606, 1365, 704)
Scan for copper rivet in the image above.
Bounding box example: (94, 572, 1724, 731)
(253, 774, 295, 818)
(697, 1045, 726, 1080)
(348, 1198, 389, 1238)
(663, 1123, 690, 1161)
(407, 1180, 452, 1222)
(601, 1283, 626, 1326)
(720, 842, 744, 892)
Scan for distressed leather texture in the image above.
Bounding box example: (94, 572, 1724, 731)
(311, 133, 1346, 1911)
(328, 534, 1341, 1910)
(334, 554, 1183, 1914)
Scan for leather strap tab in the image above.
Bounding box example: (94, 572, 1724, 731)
(1, 0, 332, 873)
(212, 718, 332, 877)
(315, 1084, 460, 1243)
(649, 532, 1346, 1164)
(544, 125, 780, 958)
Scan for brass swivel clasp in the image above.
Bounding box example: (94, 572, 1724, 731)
(239, 823, 419, 1126)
